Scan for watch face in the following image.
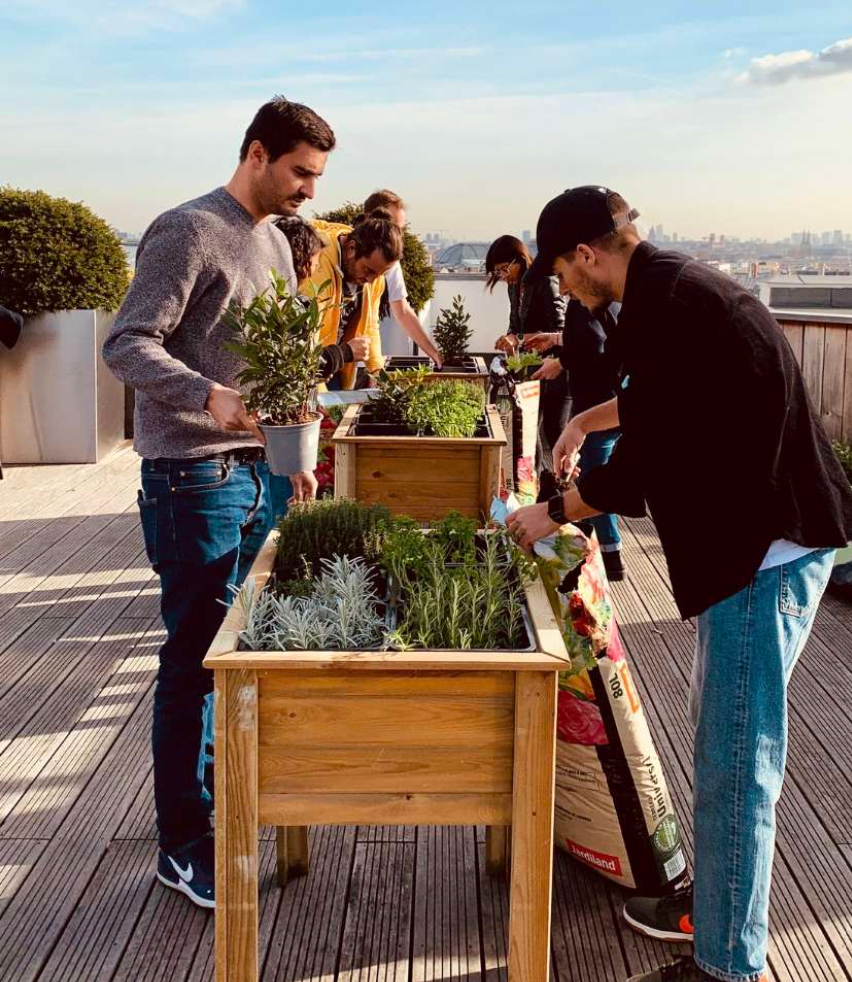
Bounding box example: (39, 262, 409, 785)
(548, 495, 565, 525)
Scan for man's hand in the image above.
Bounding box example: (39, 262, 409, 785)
(552, 418, 586, 480)
(422, 343, 443, 369)
(495, 333, 520, 354)
(205, 383, 264, 442)
(288, 471, 318, 502)
(532, 356, 564, 381)
(523, 332, 560, 352)
(506, 503, 559, 551)
(346, 336, 371, 362)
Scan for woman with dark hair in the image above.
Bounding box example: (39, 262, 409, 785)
(485, 234, 570, 475)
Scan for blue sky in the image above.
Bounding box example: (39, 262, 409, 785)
(3, 1, 852, 241)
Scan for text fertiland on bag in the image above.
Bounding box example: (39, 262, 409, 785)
(535, 525, 688, 894)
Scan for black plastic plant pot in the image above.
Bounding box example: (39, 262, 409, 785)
(385, 356, 434, 370)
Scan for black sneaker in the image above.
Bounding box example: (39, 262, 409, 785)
(628, 956, 768, 981)
(157, 833, 215, 909)
(602, 549, 627, 581)
(623, 883, 694, 943)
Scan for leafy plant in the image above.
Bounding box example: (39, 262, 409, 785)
(406, 380, 484, 438)
(0, 186, 129, 316)
(315, 202, 435, 314)
(223, 271, 325, 425)
(233, 555, 387, 651)
(275, 498, 392, 581)
(432, 294, 473, 366)
(505, 350, 543, 375)
(833, 440, 852, 483)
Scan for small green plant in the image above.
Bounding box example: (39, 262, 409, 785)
(833, 440, 852, 483)
(505, 350, 543, 375)
(405, 380, 485, 438)
(275, 498, 392, 581)
(0, 187, 129, 316)
(432, 294, 473, 366)
(223, 271, 325, 425)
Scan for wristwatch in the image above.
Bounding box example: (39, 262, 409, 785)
(547, 493, 567, 527)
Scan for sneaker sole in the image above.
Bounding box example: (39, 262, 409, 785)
(622, 908, 693, 944)
(156, 871, 215, 910)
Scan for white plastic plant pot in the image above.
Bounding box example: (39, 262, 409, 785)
(259, 414, 321, 477)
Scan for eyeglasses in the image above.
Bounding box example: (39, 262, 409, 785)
(493, 260, 517, 279)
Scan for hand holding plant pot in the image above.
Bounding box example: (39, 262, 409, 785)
(223, 271, 326, 478)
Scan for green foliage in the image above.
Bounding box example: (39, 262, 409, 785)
(368, 368, 485, 438)
(432, 294, 473, 365)
(383, 524, 533, 651)
(505, 350, 543, 376)
(275, 498, 392, 581)
(833, 440, 852, 483)
(0, 186, 129, 316)
(314, 202, 434, 314)
(223, 271, 324, 425)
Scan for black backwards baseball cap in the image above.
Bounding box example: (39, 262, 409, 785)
(529, 186, 640, 278)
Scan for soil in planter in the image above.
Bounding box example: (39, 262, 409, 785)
(353, 402, 491, 438)
(385, 356, 434, 370)
(434, 356, 483, 374)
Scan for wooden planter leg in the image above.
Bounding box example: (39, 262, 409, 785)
(485, 825, 511, 878)
(275, 826, 311, 887)
(507, 671, 557, 982)
(216, 669, 259, 982)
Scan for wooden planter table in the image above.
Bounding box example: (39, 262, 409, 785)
(203, 531, 568, 982)
(332, 403, 506, 523)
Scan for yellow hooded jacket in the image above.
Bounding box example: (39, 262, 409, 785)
(303, 219, 386, 390)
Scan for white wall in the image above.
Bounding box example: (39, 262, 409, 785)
(427, 275, 509, 352)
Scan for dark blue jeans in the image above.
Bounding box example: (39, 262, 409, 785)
(138, 457, 276, 853)
(578, 428, 622, 550)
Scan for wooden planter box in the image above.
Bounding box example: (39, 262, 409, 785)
(204, 529, 568, 982)
(331, 403, 506, 522)
(385, 354, 491, 392)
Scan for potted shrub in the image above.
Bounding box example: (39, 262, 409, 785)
(429, 294, 488, 382)
(331, 368, 506, 522)
(0, 187, 130, 463)
(224, 272, 324, 477)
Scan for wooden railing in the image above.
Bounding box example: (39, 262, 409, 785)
(775, 312, 852, 444)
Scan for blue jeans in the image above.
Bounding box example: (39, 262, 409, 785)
(138, 457, 276, 853)
(690, 548, 835, 981)
(579, 428, 621, 550)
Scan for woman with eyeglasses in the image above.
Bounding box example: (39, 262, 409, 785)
(485, 234, 571, 478)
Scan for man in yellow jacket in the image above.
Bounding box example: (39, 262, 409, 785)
(305, 210, 403, 389)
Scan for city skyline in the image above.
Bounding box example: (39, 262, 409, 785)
(3, 2, 852, 242)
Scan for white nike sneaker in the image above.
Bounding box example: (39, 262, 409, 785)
(156, 833, 215, 908)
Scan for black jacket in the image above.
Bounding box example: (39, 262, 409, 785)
(0, 305, 23, 350)
(559, 301, 621, 415)
(577, 242, 852, 619)
(508, 273, 566, 337)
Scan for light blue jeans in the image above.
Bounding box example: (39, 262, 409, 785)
(690, 548, 835, 980)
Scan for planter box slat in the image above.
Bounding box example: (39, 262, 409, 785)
(258, 792, 514, 827)
(331, 404, 506, 522)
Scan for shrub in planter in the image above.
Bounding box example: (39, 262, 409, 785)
(0, 187, 128, 315)
(362, 367, 486, 438)
(315, 202, 435, 315)
(224, 272, 325, 475)
(432, 294, 473, 367)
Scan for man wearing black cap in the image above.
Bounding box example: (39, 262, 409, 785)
(509, 186, 852, 982)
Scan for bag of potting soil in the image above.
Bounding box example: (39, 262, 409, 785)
(535, 524, 688, 894)
(488, 361, 540, 504)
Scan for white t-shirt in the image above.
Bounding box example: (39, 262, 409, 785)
(384, 261, 407, 303)
(759, 539, 818, 572)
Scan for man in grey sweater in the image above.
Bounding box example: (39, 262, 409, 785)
(102, 97, 335, 909)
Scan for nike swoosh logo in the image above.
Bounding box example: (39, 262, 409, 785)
(169, 858, 193, 883)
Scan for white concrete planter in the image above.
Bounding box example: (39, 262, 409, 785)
(378, 300, 432, 358)
(0, 309, 124, 464)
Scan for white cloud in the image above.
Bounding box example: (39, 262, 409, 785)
(738, 35, 852, 85)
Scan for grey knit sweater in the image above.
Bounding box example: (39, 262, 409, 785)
(102, 187, 297, 459)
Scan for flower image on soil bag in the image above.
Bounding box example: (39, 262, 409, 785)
(535, 525, 688, 894)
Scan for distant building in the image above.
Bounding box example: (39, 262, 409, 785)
(434, 242, 491, 271)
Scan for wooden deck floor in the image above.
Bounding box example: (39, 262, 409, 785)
(1, 445, 851, 981)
